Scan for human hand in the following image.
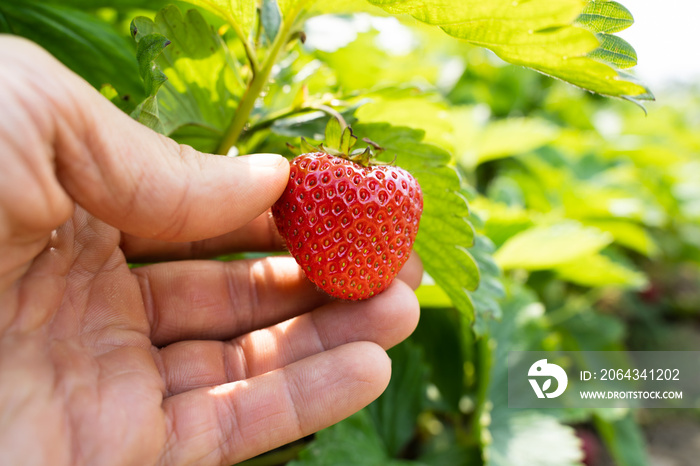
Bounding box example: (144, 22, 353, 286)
(0, 36, 422, 466)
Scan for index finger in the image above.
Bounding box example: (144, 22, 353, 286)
(4, 37, 290, 243)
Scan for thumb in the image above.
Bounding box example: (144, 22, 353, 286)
(7, 37, 289, 242)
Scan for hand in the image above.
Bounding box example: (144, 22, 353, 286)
(0, 36, 422, 466)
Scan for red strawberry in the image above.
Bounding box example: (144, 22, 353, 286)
(272, 151, 423, 300)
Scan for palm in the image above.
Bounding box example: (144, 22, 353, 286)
(2, 210, 167, 465)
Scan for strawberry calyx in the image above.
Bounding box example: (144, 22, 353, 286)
(291, 115, 386, 168)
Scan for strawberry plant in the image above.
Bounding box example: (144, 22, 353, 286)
(5, 0, 700, 465)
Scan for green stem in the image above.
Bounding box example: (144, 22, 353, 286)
(309, 104, 348, 131)
(247, 106, 317, 133)
(229, 17, 260, 76)
(248, 102, 350, 136)
(196, 1, 259, 74)
(471, 334, 492, 445)
(217, 3, 313, 155)
(216, 28, 286, 154)
(217, 15, 296, 155)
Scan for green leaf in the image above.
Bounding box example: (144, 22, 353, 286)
(314, 33, 443, 92)
(261, 0, 282, 43)
(552, 302, 626, 351)
(576, 1, 634, 34)
(484, 284, 584, 466)
(100, 84, 135, 113)
(129, 27, 170, 133)
(0, 0, 145, 102)
(183, 0, 255, 42)
(324, 116, 343, 151)
(471, 198, 534, 248)
(555, 253, 648, 289)
(289, 410, 419, 466)
(494, 222, 613, 270)
(470, 234, 505, 335)
(366, 0, 652, 101)
(133, 33, 170, 96)
(367, 341, 429, 457)
(29, 0, 170, 7)
(355, 95, 457, 156)
(339, 126, 357, 155)
(594, 413, 649, 466)
(168, 124, 222, 153)
(308, 0, 385, 15)
(461, 117, 560, 168)
(582, 219, 659, 256)
(271, 108, 359, 140)
(589, 33, 637, 69)
(278, 0, 321, 18)
(414, 229, 504, 331)
(300, 137, 321, 153)
(354, 123, 480, 322)
(131, 5, 243, 144)
(131, 95, 166, 134)
(410, 308, 465, 411)
(415, 283, 452, 308)
(99, 84, 119, 101)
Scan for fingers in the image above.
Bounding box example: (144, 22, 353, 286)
(134, 249, 423, 347)
(120, 212, 284, 262)
(159, 342, 390, 466)
(397, 252, 423, 290)
(133, 257, 329, 347)
(2, 37, 289, 243)
(157, 279, 419, 395)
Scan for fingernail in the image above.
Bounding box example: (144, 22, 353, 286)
(235, 153, 285, 167)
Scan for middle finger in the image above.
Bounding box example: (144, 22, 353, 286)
(156, 279, 420, 396)
(132, 256, 328, 347)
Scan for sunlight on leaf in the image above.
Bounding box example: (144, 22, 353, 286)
(576, 1, 634, 34)
(555, 253, 648, 289)
(261, 0, 282, 43)
(315, 31, 442, 91)
(355, 95, 454, 151)
(130, 33, 170, 133)
(183, 0, 255, 41)
(494, 222, 613, 270)
(131, 5, 243, 151)
(588, 33, 637, 69)
(582, 219, 659, 257)
(463, 117, 560, 167)
(365, 0, 652, 101)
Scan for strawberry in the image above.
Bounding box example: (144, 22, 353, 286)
(271, 136, 423, 300)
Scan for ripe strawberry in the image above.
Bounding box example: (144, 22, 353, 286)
(272, 151, 423, 300)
